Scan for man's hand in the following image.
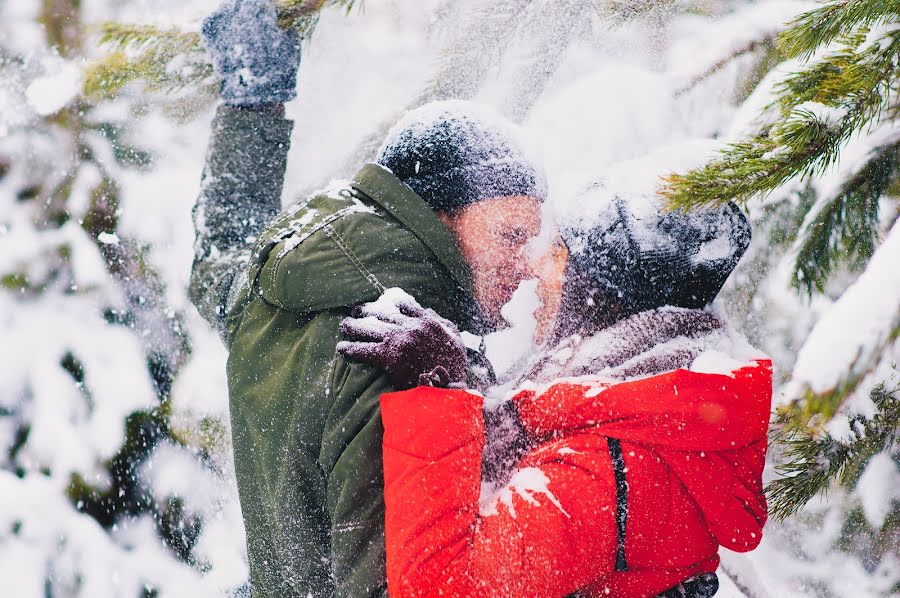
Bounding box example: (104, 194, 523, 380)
(202, 0, 302, 106)
(337, 289, 468, 390)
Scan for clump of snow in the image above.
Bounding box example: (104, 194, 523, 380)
(690, 350, 750, 377)
(25, 62, 81, 117)
(790, 101, 846, 126)
(693, 234, 734, 265)
(366, 287, 420, 316)
(484, 279, 541, 376)
(824, 414, 855, 444)
(97, 231, 120, 245)
(479, 466, 569, 519)
(854, 452, 900, 529)
(790, 218, 900, 396)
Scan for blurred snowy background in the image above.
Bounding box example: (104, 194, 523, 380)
(1, 0, 897, 596)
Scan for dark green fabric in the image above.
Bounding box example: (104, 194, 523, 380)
(218, 158, 480, 596)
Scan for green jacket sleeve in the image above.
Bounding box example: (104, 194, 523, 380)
(320, 355, 395, 598)
(189, 104, 293, 338)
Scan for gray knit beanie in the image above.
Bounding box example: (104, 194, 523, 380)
(376, 100, 547, 213)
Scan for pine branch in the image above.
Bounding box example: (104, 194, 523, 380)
(275, 0, 360, 37)
(674, 35, 778, 97)
(661, 25, 900, 210)
(778, 0, 900, 60)
(792, 141, 898, 293)
(275, 0, 323, 36)
(83, 25, 212, 99)
(94, 23, 200, 52)
(83, 1, 360, 103)
(767, 381, 900, 521)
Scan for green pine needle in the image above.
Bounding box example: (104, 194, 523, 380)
(791, 142, 897, 293)
(767, 382, 900, 521)
(84, 1, 362, 101)
(275, 0, 360, 35)
(778, 0, 900, 60)
(84, 25, 211, 99)
(661, 19, 899, 212)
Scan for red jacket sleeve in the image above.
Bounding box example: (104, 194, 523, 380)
(381, 387, 619, 598)
(513, 360, 772, 451)
(659, 440, 768, 551)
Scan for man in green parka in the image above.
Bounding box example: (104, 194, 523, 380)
(191, 1, 561, 595)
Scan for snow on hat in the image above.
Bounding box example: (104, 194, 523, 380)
(562, 182, 751, 313)
(376, 100, 547, 213)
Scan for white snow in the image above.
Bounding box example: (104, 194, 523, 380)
(854, 452, 900, 529)
(693, 234, 734, 264)
(790, 218, 900, 396)
(97, 231, 120, 245)
(690, 350, 750, 377)
(479, 466, 569, 519)
(484, 278, 541, 375)
(791, 101, 846, 126)
(25, 62, 82, 116)
(365, 287, 419, 316)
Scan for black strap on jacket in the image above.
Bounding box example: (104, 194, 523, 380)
(607, 438, 720, 598)
(606, 437, 629, 572)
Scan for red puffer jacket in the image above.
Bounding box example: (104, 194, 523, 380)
(380, 360, 772, 598)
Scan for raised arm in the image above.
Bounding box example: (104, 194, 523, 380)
(188, 0, 301, 336)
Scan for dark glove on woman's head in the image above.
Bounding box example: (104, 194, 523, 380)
(337, 290, 468, 390)
(202, 0, 302, 106)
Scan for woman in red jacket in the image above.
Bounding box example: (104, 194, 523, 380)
(340, 194, 769, 598)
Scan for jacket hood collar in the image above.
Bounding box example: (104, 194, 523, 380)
(351, 164, 474, 298)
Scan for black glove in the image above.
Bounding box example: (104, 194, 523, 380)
(337, 290, 467, 390)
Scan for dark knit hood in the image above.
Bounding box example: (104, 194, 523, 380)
(562, 182, 751, 315)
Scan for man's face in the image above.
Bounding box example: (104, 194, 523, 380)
(439, 195, 549, 326)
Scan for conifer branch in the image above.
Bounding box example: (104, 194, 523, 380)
(83, 1, 361, 102)
(778, 0, 900, 60)
(674, 36, 778, 96)
(792, 141, 898, 293)
(661, 23, 900, 210)
(767, 381, 900, 521)
(83, 25, 212, 99)
(275, 0, 360, 37)
(94, 23, 201, 52)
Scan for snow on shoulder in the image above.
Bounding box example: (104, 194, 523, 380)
(690, 350, 753, 378)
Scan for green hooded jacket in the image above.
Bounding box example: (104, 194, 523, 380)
(190, 106, 484, 597)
